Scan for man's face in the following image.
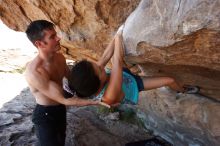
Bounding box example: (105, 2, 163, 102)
(38, 28, 61, 53)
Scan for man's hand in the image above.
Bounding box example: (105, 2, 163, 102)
(98, 101, 111, 108)
(98, 100, 120, 108)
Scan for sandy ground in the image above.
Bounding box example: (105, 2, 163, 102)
(0, 48, 36, 108)
(0, 21, 37, 108)
(0, 48, 34, 108)
(0, 72, 28, 108)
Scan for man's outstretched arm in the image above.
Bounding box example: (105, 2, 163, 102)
(25, 67, 109, 107)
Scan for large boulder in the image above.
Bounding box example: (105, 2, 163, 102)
(122, 0, 220, 145)
(124, 0, 220, 71)
(123, 0, 220, 100)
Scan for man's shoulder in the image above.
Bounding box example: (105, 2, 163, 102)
(24, 58, 45, 79)
(24, 64, 38, 82)
(25, 58, 38, 72)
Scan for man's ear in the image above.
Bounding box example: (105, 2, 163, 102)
(34, 40, 44, 48)
(34, 40, 41, 48)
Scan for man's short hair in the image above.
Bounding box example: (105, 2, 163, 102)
(69, 60, 100, 97)
(25, 20, 54, 44)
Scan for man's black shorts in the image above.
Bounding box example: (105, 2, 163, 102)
(32, 104, 66, 146)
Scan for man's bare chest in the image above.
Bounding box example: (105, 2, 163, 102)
(46, 60, 65, 83)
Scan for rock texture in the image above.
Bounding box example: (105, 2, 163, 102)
(123, 0, 220, 70)
(137, 89, 220, 146)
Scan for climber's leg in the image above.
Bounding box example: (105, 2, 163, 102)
(141, 76, 184, 92)
(141, 76, 200, 94)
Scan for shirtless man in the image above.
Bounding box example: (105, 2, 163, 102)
(24, 20, 106, 146)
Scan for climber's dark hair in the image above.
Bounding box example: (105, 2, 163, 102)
(25, 20, 54, 44)
(68, 60, 100, 98)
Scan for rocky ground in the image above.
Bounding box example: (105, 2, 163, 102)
(0, 87, 172, 146)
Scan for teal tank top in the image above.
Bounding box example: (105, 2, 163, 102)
(92, 69, 139, 104)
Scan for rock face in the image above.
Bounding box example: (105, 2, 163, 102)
(137, 89, 220, 146)
(124, 0, 220, 70)
(1, 0, 220, 146)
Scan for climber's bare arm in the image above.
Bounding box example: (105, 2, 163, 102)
(97, 38, 115, 68)
(97, 24, 125, 68)
(102, 34, 124, 105)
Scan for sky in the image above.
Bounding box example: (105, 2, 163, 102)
(0, 20, 36, 54)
